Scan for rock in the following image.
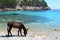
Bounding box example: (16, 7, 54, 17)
(0, 9, 3, 11)
(34, 7, 40, 10)
(25, 6, 35, 10)
(4, 8, 15, 11)
(15, 5, 23, 10)
(0, 6, 51, 11)
(44, 7, 51, 10)
(34, 7, 44, 10)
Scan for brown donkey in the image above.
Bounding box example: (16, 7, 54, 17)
(7, 21, 29, 37)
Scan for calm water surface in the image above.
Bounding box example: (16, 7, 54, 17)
(0, 9, 60, 30)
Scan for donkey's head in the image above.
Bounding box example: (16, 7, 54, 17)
(24, 28, 29, 36)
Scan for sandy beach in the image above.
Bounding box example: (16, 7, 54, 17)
(0, 27, 60, 40)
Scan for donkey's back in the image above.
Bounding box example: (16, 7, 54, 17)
(7, 21, 24, 28)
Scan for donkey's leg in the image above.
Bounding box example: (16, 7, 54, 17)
(9, 27, 12, 36)
(7, 26, 10, 36)
(7, 26, 12, 36)
(18, 29, 20, 36)
(20, 29, 23, 36)
(18, 29, 23, 36)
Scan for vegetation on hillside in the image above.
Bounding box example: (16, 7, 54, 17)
(20, 0, 48, 7)
(0, 0, 50, 10)
(0, 0, 17, 8)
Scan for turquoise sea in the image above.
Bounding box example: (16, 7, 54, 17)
(0, 9, 60, 30)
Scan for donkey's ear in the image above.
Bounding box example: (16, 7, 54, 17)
(27, 28, 29, 31)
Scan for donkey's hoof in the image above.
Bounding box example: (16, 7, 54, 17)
(11, 35, 12, 36)
(22, 35, 26, 37)
(18, 35, 20, 37)
(6, 35, 10, 37)
(6, 35, 9, 37)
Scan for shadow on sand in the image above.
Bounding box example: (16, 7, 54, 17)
(0, 35, 22, 37)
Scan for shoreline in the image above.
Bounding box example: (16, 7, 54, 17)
(0, 6, 50, 11)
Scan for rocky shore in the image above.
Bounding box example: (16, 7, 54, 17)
(0, 6, 50, 11)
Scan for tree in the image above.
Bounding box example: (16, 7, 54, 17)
(0, 0, 17, 8)
(41, 0, 48, 7)
(28, 1, 33, 6)
(21, 0, 28, 6)
(20, 0, 48, 7)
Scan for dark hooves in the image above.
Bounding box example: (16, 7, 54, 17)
(22, 35, 26, 37)
(18, 35, 26, 37)
(6, 35, 12, 37)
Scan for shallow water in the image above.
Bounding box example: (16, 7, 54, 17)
(0, 9, 60, 30)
